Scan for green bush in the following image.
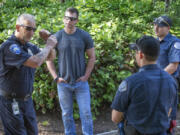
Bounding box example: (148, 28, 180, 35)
(0, 0, 179, 119)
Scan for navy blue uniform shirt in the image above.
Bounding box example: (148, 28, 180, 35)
(0, 34, 40, 98)
(157, 33, 180, 78)
(111, 64, 177, 134)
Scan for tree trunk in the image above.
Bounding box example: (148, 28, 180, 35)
(165, 0, 170, 12)
(153, 0, 156, 5)
(60, 0, 65, 3)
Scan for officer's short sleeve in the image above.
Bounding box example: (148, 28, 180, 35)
(32, 44, 40, 54)
(168, 42, 180, 63)
(111, 80, 129, 112)
(4, 44, 31, 69)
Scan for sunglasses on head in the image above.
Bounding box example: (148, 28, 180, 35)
(64, 16, 77, 21)
(154, 17, 170, 27)
(20, 25, 37, 32)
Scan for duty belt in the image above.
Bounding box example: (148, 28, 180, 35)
(0, 89, 31, 101)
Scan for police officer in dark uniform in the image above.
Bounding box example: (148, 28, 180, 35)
(111, 36, 178, 135)
(0, 14, 57, 135)
(154, 15, 180, 135)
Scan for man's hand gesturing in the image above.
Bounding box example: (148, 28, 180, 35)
(39, 29, 51, 41)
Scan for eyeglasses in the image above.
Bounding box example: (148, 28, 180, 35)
(64, 16, 77, 21)
(154, 17, 170, 27)
(20, 25, 37, 32)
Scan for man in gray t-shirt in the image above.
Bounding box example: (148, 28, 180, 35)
(46, 7, 95, 135)
(54, 28, 94, 84)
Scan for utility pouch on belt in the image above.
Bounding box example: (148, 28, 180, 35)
(124, 124, 139, 135)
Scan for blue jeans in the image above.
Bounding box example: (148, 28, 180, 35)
(0, 96, 38, 135)
(57, 81, 93, 135)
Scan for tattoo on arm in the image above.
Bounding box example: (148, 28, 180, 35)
(31, 46, 51, 66)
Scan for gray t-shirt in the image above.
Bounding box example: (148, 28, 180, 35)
(54, 28, 94, 84)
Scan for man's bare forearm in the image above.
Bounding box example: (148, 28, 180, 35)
(164, 62, 179, 75)
(84, 57, 95, 79)
(46, 49, 56, 61)
(112, 110, 124, 124)
(31, 46, 52, 66)
(23, 35, 57, 68)
(46, 60, 58, 79)
(83, 48, 96, 79)
(23, 46, 52, 68)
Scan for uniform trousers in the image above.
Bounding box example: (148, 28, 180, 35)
(0, 96, 38, 135)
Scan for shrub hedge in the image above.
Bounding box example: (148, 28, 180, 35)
(0, 0, 179, 119)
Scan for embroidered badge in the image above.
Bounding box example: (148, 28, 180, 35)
(9, 44, 21, 54)
(118, 81, 127, 92)
(174, 42, 180, 49)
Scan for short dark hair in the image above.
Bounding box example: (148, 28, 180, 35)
(130, 36, 160, 61)
(65, 7, 79, 18)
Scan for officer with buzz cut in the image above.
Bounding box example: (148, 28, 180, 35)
(111, 36, 178, 135)
(154, 15, 180, 135)
(0, 14, 57, 135)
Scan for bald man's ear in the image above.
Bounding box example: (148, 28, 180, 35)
(139, 51, 144, 59)
(16, 25, 20, 32)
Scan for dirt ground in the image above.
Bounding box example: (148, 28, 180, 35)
(0, 108, 180, 135)
(0, 108, 117, 135)
(37, 108, 117, 135)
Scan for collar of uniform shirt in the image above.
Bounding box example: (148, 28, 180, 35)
(11, 34, 23, 45)
(139, 64, 158, 72)
(11, 34, 30, 48)
(158, 33, 171, 43)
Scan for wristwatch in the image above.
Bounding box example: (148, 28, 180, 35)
(54, 77, 59, 83)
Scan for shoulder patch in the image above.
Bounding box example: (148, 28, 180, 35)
(9, 44, 21, 54)
(174, 42, 180, 49)
(118, 81, 127, 92)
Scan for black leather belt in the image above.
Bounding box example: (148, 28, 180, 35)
(0, 89, 31, 101)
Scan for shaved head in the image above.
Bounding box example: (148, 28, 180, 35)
(15, 13, 36, 44)
(16, 14, 35, 25)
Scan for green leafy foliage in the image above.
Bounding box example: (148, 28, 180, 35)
(0, 0, 179, 119)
